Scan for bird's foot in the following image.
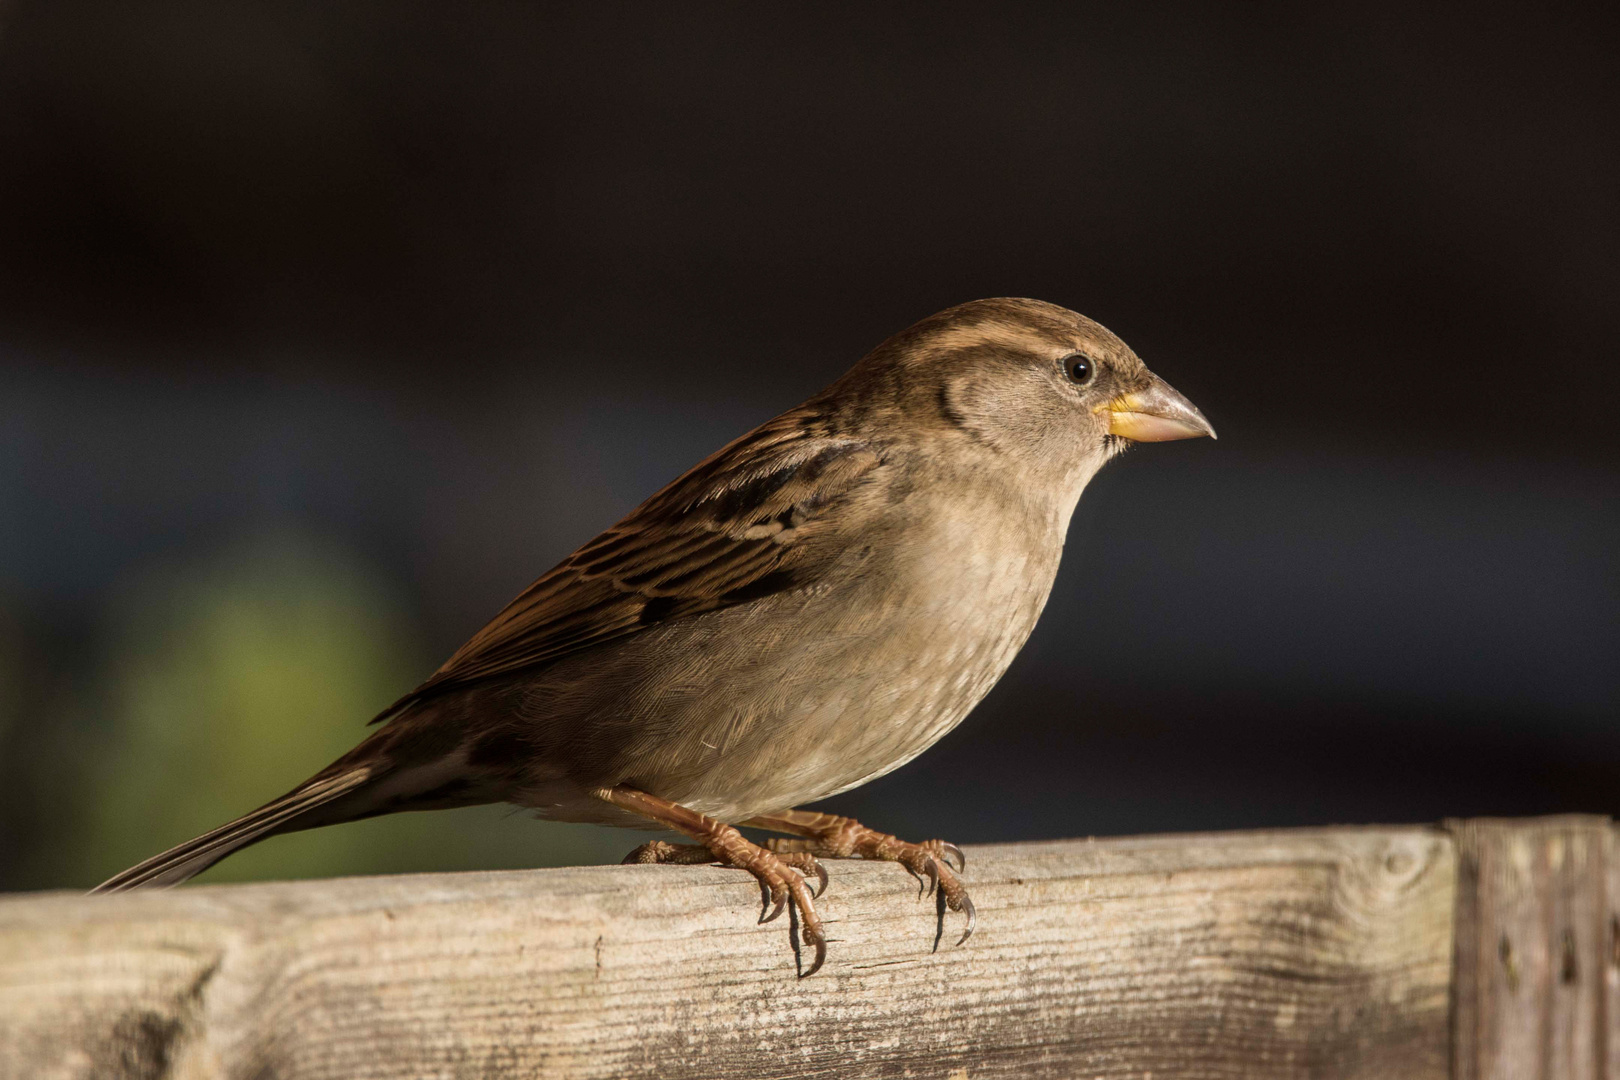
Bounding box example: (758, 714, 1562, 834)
(748, 810, 975, 947)
(622, 839, 715, 865)
(622, 839, 828, 899)
(600, 788, 828, 976)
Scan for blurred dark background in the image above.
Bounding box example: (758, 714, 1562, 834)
(1, 2, 1616, 892)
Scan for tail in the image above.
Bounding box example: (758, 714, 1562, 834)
(90, 766, 382, 893)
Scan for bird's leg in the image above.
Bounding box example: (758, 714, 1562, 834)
(743, 808, 975, 946)
(595, 786, 828, 976)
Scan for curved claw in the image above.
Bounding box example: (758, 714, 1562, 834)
(759, 887, 787, 925)
(954, 891, 977, 947)
(775, 852, 829, 898)
(938, 841, 966, 873)
(799, 931, 828, 978)
(809, 860, 829, 899)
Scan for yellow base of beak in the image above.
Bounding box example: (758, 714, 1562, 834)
(1104, 384, 1216, 442)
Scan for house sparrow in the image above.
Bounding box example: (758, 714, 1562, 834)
(93, 298, 1214, 976)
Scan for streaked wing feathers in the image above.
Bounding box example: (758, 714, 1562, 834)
(372, 409, 883, 722)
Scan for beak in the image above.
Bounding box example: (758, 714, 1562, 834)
(1104, 375, 1216, 442)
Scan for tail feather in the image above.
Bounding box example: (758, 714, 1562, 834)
(90, 767, 378, 893)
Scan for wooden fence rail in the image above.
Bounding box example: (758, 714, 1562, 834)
(0, 816, 1613, 1079)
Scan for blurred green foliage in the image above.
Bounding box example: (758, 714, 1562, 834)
(15, 534, 631, 892)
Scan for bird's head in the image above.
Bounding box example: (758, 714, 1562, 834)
(835, 298, 1214, 504)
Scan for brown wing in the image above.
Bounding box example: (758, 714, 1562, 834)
(371, 407, 885, 723)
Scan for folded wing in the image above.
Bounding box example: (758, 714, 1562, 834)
(373, 407, 886, 723)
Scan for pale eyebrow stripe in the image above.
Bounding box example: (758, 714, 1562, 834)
(926, 321, 1063, 356)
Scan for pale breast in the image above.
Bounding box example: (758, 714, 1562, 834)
(780, 487, 1062, 802)
(632, 483, 1062, 817)
(507, 478, 1067, 824)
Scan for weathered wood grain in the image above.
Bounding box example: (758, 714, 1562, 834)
(1449, 816, 1612, 1080)
(0, 828, 1452, 1080)
(1606, 826, 1620, 1080)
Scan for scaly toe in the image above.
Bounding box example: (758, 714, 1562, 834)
(622, 840, 665, 865)
(775, 851, 829, 898)
(790, 882, 828, 978)
(621, 840, 718, 866)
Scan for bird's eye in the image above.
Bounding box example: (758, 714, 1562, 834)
(1065, 355, 1095, 385)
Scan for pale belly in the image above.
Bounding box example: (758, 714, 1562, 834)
(508, 491, 1065, 825)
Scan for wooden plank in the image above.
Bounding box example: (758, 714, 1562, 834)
(1448, 815, 1611, 1080)
(1607, 827, 1620, 1080)
(0, 828, 1452, 1080)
